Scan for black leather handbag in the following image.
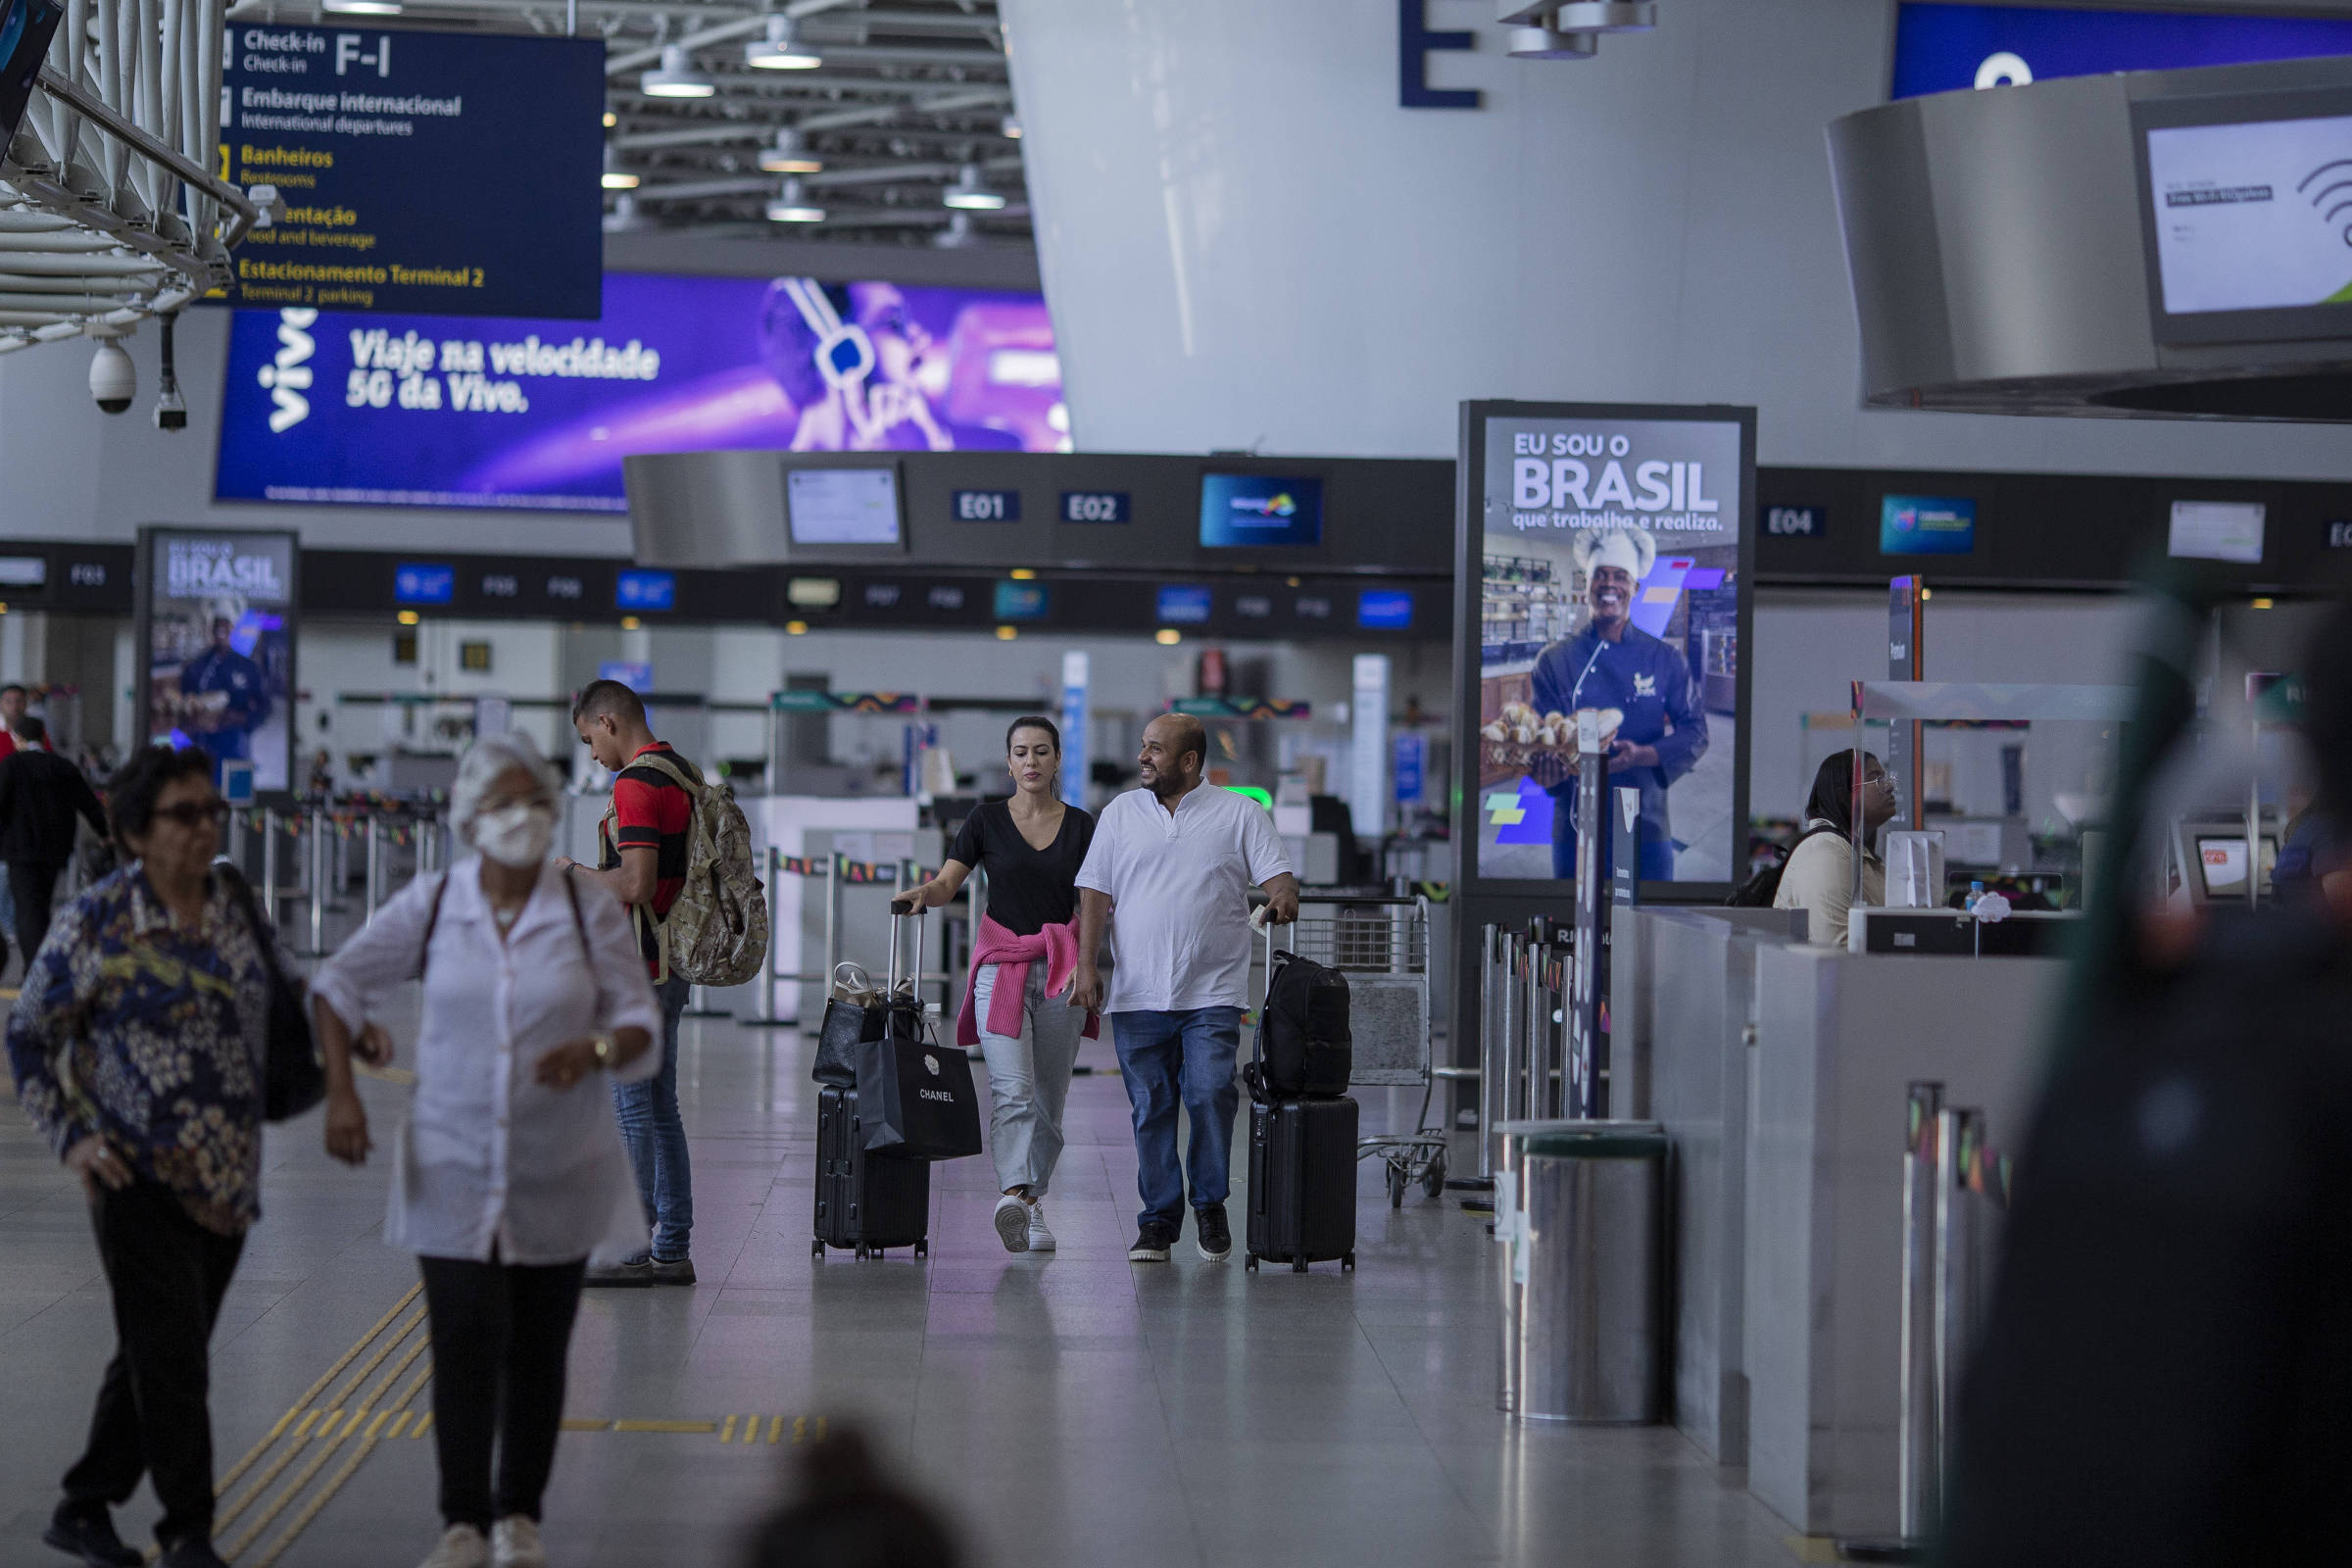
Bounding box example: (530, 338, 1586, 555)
(220, 864, 324, 1123)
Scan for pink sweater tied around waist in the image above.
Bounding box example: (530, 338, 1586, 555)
(958, 913, 1100, 1049)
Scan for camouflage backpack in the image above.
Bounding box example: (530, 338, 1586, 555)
(609, 752, 769, 987)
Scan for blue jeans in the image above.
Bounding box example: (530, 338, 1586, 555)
(1111, 1006, 1244, 1231)
(612, 974, 693, 1262)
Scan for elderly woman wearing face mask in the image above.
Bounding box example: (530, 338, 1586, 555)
(1527, 524, 1710, 883)
(310, 733, 661, 1568)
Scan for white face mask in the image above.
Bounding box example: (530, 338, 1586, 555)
(471, 803, 555, 868)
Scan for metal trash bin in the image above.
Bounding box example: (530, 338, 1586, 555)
(1494, 1119, 1665, 1423)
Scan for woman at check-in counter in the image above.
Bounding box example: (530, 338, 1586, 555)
(1774, 750, 1896, 948)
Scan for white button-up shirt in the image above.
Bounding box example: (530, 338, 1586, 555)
(1074, 784, 1293, 1014)
(311, 858, 662, 1264)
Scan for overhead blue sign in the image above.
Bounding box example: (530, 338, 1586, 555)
(1156, 586, 1213, 625)
(1880, 494, 1978, 556)
(616, 569, 675, 612)
(993, 580, 1049, 621)
(1357, 589, 1415, 630)
(1200, 473, 1324, 549)
(220, 24, 604, 316)
(1891, 3, 2352, 100)
(598, 661, 653, 692)
(393, 563, 455, 604)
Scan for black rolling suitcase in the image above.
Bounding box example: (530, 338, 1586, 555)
(811, 906, 932, 1259)
(1245, 1096, 1357, 1272)
(813, 1085, 930, 1259)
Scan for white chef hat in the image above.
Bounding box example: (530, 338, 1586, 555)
(1571, 525, 1657, 582)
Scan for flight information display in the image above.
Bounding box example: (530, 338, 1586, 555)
(2137, 91, 2352, 342)
(220, 24, 602, 317)
(787, 468, 904, 547)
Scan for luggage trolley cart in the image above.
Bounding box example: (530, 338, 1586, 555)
(1261, 893, 1448, 1206)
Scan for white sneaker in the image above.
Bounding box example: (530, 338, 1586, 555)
(418, 1524, 489, 1568)
(1026, 1199, 1056, 1252)
(491, 1516, 548, 1568)
(993, 1193, 1032, 1253)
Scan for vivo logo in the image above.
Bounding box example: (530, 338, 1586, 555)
(259, 308, 318, 433)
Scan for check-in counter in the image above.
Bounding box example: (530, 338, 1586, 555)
(1616, 906, 2064, 1538)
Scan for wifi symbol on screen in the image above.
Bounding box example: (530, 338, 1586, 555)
(2297, 160, 2352, 246)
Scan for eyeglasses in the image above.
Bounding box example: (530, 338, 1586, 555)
(152, 801, 230, 828)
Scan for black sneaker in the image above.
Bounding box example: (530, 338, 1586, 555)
(582, 1257, 655, 1288)
(1195, 1203, 1232, 1261)
(156, 1537, 230, 1568)
(1127, 1221, 1177, 1262)
(42, 1506, 141, 1567)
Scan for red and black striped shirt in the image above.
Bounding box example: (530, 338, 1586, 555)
(601, 741, 700, 976)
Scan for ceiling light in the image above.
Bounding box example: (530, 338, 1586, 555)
(1155, 629, 1181, 646)
(323, 0, 402, 12)
(933, 211, 976, 249)
(397, 610, 420, 626)
(766, 176, 825, 223)
(1009, 568, 1037, 580)
(759, 128, 822, 174)
(621, 615, 642, 631)
(1001, 113, 1022, 139)
(996, 625, 1018, 641)
(641, 45, 715, 99)
(746, 15, 821, 69)
(601, 146, 639, 190)
(1506, 25, 1597, 58)
(943, 164, 1005, 211)
(786, 620, 809, 636)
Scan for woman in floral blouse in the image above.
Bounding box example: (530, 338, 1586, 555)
(7, 745, 289, 1568)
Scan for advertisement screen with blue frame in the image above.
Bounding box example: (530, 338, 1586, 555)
(1891, 3, 2352, 99)
(218, 271, 1063, 514)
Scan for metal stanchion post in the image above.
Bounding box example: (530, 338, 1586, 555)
(741, 845, 796, 1028)
(262, 810, 281, 927)
(1478, 923, 1505, 1180)
(1525, 926, 1550, 1120)
(1934, 1106, 1986, 1487)
(822, 856, 841, 1004)
(364, 815, 384, 925)
(1900, 1082, 1946, 1544)
(307, 809, 327, 956)
(227, 808, 248, 879)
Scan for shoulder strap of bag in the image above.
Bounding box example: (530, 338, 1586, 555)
(626, 748, 701, 802)
(560, 870, 590, 961)
(416, 871, 452, 980)
(215, 861, 287, 989)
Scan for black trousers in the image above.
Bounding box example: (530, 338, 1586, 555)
(9, 858, 62, 969)
(63, 1179, 246, 1547)
(417, 1253, 587, 1530)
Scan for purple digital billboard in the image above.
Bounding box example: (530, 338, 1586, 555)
(215, 271, 1064, 513)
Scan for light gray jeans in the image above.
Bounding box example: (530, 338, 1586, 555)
(970, 960, 1085, 1197)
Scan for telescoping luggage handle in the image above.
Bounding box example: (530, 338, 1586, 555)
(886, 902, 924, 1003)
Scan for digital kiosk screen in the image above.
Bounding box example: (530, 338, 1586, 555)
(1470, 408, 1751, 892)
(787, 467, 904, 548)
(2195, 834, 2278, 897)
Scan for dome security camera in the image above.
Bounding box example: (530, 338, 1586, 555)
(89, 339, 135, 416)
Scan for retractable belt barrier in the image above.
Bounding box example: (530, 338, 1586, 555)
(741, 850, 952, 1030)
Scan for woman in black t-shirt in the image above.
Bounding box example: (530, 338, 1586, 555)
(894, 715, 1097, 1254)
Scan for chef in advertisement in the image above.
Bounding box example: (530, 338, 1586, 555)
(1526, 525, 1707, 880)
(176, 612, 272, 772)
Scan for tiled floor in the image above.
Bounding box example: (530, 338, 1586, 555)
(0, 994, 1803, 1567)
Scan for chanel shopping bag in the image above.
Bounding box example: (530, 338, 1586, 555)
(855, 1004, 983, 1161)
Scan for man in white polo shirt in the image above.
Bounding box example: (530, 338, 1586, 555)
(1071, 713, 1298, 1262)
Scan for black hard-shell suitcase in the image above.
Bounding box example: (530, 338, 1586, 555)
(812, 1084, 930, 1259)
(1245, 1096, 1357, 1272)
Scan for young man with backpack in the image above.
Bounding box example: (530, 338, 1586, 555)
(560, 680, 707, 1286)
